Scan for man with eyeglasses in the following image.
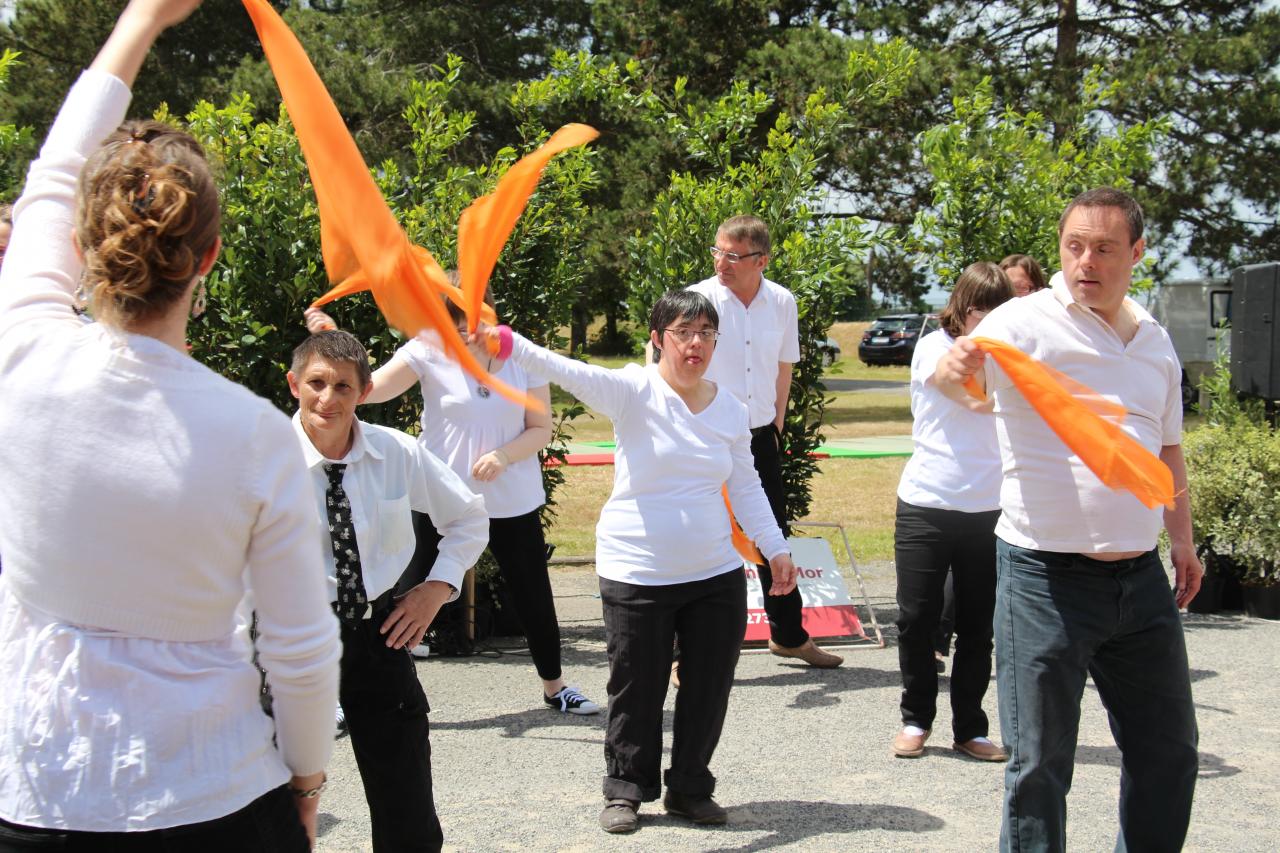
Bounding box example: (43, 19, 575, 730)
(686, 215, 843, 669)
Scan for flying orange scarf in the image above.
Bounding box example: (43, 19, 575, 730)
(241, 0, 596, 407)
(965, 337, 1175, 509)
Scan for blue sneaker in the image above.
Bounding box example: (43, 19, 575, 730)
(544, 685, 600, 715)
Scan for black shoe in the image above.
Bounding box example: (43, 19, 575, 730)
(599, 799, 639, 833)
(663, 791, 728, 825)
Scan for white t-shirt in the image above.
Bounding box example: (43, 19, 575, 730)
(687, 276, 801, 429)
(392, 336, 548, 519)
(974, 281, 1183, 553)
(897, 330, 1002, 513)
(509, 334, 789, 586)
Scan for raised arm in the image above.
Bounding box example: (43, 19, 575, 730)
(506, 331, 638, 422)
(89, 1, 203, 87)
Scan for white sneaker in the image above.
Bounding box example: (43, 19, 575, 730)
(334, 704, 347, 739)
(409, 642, 431, 660)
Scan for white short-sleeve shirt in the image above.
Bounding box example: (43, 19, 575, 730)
(897, 330, 1002, 513)
(688, 276, 800, 429)
(973, 279, 1183, 553)
(392, 336, 548, 519)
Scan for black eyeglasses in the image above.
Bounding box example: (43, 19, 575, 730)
(664, 328, 720, 343)
(709, 247, 763, 264)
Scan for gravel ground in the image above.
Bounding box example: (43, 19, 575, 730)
(315, 561, 1280, 852)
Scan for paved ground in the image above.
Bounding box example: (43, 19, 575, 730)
(821, 378, 908, 393)
(315, 562, 1280, 852)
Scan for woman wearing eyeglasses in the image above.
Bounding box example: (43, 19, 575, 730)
(483, 289, 797, 834)
(891, 261, 1014, 762)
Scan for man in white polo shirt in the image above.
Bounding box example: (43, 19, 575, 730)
(936, 188, 1201, 852)
(688, 215, 842, 669)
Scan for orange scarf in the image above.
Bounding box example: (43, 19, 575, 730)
(241, 0, 595, 407)
(965, 337, 1174, 509)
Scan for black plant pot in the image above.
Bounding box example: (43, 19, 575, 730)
(1189, 552, 1245, 614)
(1243, 584, 1280, 620)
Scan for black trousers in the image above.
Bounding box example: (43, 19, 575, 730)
(409, 509, 563, 681)
(340, 614, 442, 853)
(0, 786, 307, 851)
(600, 569, 747, 802)
(893, 498, 1000, 741)
(748, 424, 807, 648)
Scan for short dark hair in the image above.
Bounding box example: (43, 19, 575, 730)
(291, 330, 372, 387)
(939, 262, 1015, 338)
(717, 215, 770, 255)
(999, 254, 1047, 292)
(650, 290, 719, 363)
(1059, 187, 1144, 245)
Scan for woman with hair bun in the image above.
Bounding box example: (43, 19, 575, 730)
(0, 2, 340, 849)
(890, 261, 1014, 763)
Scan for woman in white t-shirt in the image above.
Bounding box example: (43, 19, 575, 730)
(0, 2, 340, 848)
(305, 290, 599, 716)
(891, 262, 1013, 763)
(479, 289, 797, 834)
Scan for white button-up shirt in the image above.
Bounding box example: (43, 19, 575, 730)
(688, 275, 801, 429)
(974, 277, 1183, 553)
(292, 415, 489, 602)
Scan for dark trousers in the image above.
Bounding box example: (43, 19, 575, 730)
(995, 542, 1198, 853)
(409, 509, 563, 681)
(0, 786, 307, 851)
(340, 614, 442, 853)
(599, 569, 747, 802)
(894, 499, 1000, 741)
(748, 424, 807, 648)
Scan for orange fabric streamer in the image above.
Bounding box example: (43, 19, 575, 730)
(964, 337, 1174, 509)
(456, 124, 598, 331)
(722, 485, 766, 565)
(242, 0, 592, 407)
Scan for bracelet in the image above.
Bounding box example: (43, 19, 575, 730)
(494, 448, 511, 466)
(289, 774, 327, 799)
(495, 325, 514, 360)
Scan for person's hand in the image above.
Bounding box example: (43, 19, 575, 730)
(471, 449, 510, 482)
(767, 553, 798, 596)
(935, 336, 986, 386)
(125, 0, 204, 32)
(1170, 542, 1204, 609)
(380, 580, 453, 648)
(304, 307, 337, 334)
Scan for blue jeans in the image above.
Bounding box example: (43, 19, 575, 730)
(995, 542, 1198, 853)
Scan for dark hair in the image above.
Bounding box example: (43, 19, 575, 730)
(999, 254, 1047, 292)
(75, 120, 220, 327)
(649, 290, 719, 363)
(1058, 187, 1144, 245)
(939, 262, 1015, 338)
(717, 214, 770, 255)
(291, 330, 373, 388)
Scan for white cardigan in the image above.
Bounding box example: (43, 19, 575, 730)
(509, 334, 788, 585)
(0, 70, 340, 830)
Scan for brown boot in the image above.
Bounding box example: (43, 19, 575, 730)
(767, 639, 844, 668)
(892, 727, 930, 758)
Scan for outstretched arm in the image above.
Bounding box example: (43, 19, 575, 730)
(90, 1, 203, 88)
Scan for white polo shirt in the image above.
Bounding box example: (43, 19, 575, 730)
(688, 275, 800, 429)
(973, 279, 1183, 553)
(292, 415, 489, 603)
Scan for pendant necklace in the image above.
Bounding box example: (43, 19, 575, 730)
(476, 356, 495, 398)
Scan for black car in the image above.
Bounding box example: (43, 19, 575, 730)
(857, 313, 939, 366)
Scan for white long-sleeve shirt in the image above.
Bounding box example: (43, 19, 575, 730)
(509, 334, 788, 585)
(292, 415, 489, 602)
(0, 70, 340, 831)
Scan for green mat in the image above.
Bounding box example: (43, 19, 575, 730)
(578, 437, 913, 458)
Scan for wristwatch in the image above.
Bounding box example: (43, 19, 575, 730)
(289, 774, 327, 799)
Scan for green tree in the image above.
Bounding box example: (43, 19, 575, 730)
(514, 40, 920, 520)
(913, 75, 1164, 287)
(0, 49, 35, 201)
